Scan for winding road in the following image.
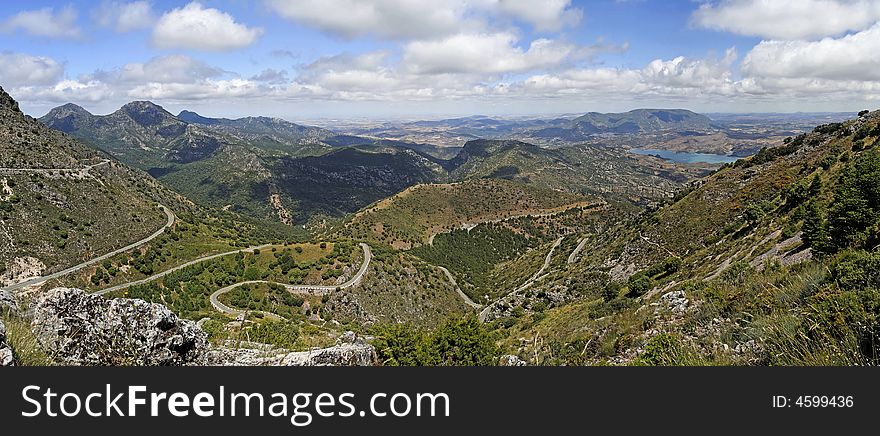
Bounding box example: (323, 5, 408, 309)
(208, 243, 372, 318)
(567, 237, 589, 264)
(436, 266, 482, 310)
(93, 243, 274, 296)
(479, 237, 564, 322)
(2, 204, 175, 292)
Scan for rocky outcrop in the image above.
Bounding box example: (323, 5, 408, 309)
(281, 331, 377, 366)
(0, 319, 14, 366)
(207, 331, 378, 366)
(0, 290, 17, 312)
(31, 288, 207, 366)
(499, 354, 527, 366)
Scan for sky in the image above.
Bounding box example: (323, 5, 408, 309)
(0, 0, 879, 120)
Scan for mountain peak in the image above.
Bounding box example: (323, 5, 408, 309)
(0, 86, 21, 114)
(116, 101, 176, 126)
(45, 103, 92, 117)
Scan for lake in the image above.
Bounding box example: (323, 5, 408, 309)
(629, 148, 741, 164)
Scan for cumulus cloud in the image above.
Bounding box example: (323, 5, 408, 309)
(518, 49, 743, 99)
(250, 69, 290, 84)
(1, 6, 82, 38)
(265, 0, 470, 40)
(495, 0, 582, 31)
(692, 0, 880, 40)
(92, 55, 226, 85)
(0, 52, 65, 87)
(93, 1, 155, 32)
(265, 0, 583, 39)
(153, 2, 263, 51)
(403, 32, 576, 74)
(742, 23, 880, 81)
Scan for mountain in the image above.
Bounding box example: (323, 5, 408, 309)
(0, 88, 180, 286)
(448, 139, 709, 204)
(177, 110, 335, 153)
(39, 101, 226, 168)
(524, 109, 712, 144)
(41, 102, 708, 225)
(40, 102, 452, 224)
(474, 111, 880, 365)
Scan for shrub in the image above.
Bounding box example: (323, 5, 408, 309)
(627, 273, 653, 297)
(371, 316, 500, 366)
(633, 333, 682, 366)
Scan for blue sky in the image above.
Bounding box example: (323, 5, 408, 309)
(1, 1, 878, 120)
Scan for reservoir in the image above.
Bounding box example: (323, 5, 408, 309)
(629, 148, 741, 164)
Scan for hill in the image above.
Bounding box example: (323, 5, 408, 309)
(448, 139, 709, 204)
(40, 102, 457, 224)
(343, 178, 596, 249)
(479, 110, 880, 365)
(0, 88, 176, 287)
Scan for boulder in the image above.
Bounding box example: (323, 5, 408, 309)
(499, 354, 528, 366)
(280, 332, 377, 366)
(205, 331, 378, 366)
(0, 290, 18, 313)
(31, 288, 207, 366)
(0, 319, 14, 366)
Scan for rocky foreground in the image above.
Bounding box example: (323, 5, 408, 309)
(0, 288, 377, 367)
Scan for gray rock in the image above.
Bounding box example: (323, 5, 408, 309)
(499, 354, 527, 366)
(0, 347, 13, 366)
(0, 319, 14, 366)
(31, 288, 207, 366)
(0, 290, 17, 313)
(280, 342, 377, 366)
(205, 331, 377, 366)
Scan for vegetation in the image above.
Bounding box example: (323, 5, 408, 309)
(371, 316, 500, 366)
(106, 242, 350, 320)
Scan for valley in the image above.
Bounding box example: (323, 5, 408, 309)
(3, 83, 878, 367)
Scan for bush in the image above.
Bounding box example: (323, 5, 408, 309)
(372, 316, 500, 366)
(627, 273, 653, 297)
(633, 333, 683, 366)
(828, 150, 880, 251)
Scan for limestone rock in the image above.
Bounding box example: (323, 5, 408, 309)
(31, 288, 207, 366)
(0, 319, 14, 366)
(206, 331, 377, 366)
(0, 290, 17, 313)
(499, 354, 527, 366)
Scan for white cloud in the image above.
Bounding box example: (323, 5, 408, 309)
(265, 0, 471, 40)
(692, 0, 880, 40)
(1, 6, 81, 38)
(403, 32, 576, 74)
(0, 53, 65, 87)
(153, 2, 263, 51)
(495, 0, 582, 31)
(265, 0, 582, 39)
(92, 55, 225, 84)
(126, 79, 263, 101)
(12, 80, 114, 105)
(94, 1, 155, 32)
(742, 23, 880, 81)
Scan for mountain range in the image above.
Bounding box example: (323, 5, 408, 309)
(38, 103, 709, 224)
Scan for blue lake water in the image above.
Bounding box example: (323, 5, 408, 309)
(629, 148, 741, 164)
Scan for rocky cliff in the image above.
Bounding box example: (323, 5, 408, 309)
(32, 288, 207, 365)
(1, 287, 377, 366)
